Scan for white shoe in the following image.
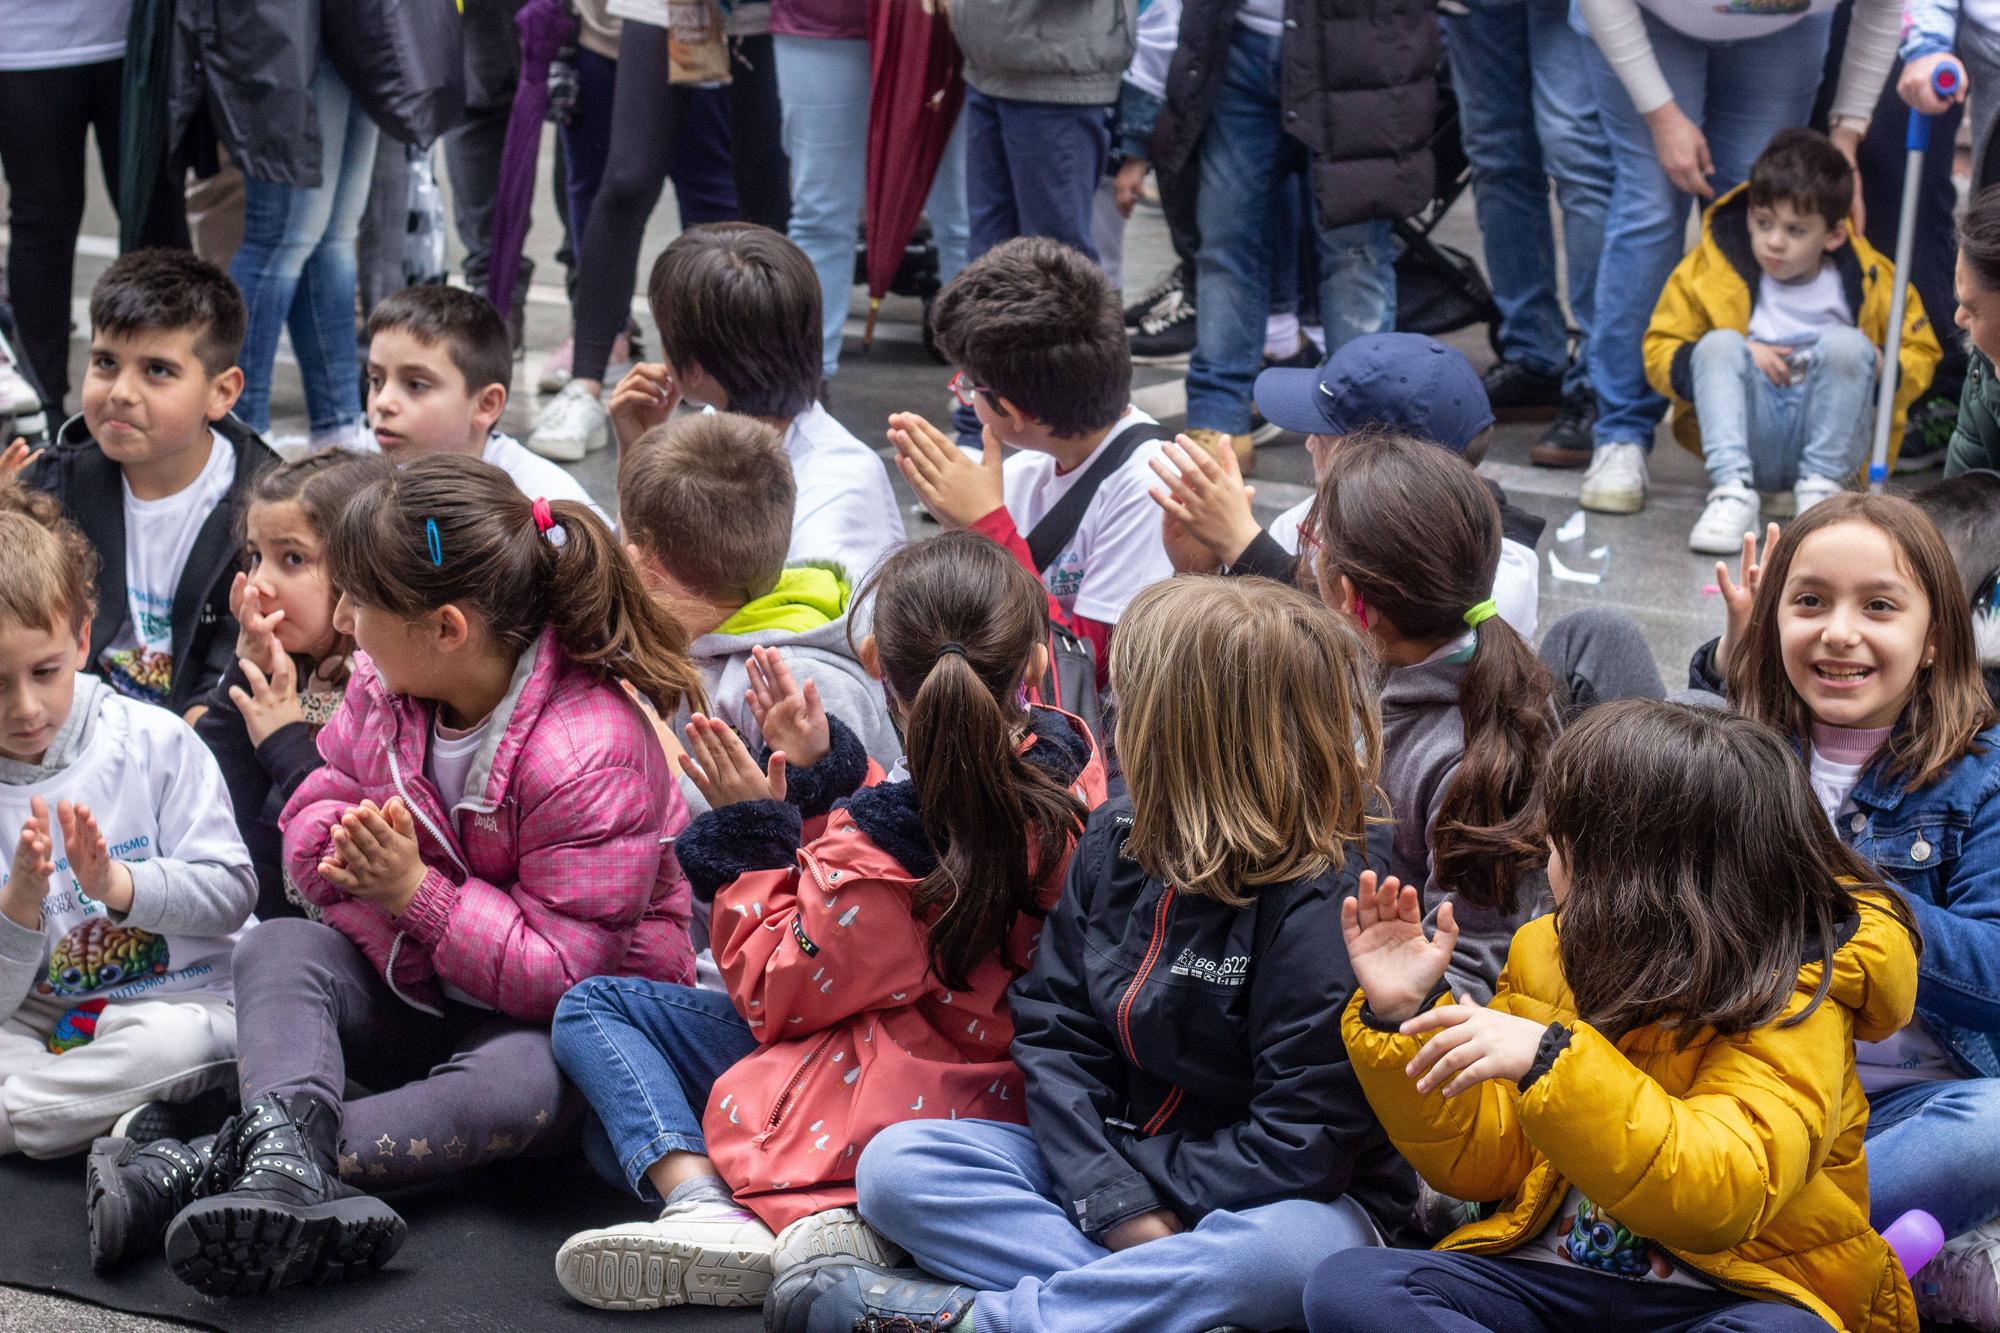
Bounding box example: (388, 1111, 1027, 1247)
(1793, 474, 1846, 515)
(555, 1195, 776, 1310)
(1913, 1218, 2000, 1331)
(1688, 480, 1760, 555)
(772, 1206, 908, 1275)
(529, 380, 609, 463)
(537, 335, 575, 394)
(1579, 443, 1649, 514)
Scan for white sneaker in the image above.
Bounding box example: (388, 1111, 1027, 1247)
(1793, 474, 1846, 515)
(772, 1206, 908, 1275)
(1579, 443, 1649, 514)
(555, 1195, 776, 1310)
(1688, 480, 1760, 555)
(1913, 1218, 2000, 1331)
(529, 380, 609, 462)
(537, 335, 575, 394)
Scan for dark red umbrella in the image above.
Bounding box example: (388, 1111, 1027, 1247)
(861, 0, 965, 348)
(487, 0, 576, 320)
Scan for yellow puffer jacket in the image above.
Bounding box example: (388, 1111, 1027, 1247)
(1343, 893, 1920, 1332)
(1642, 185, 1941, 471)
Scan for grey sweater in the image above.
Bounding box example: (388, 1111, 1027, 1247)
(951, 0, 1138, 105)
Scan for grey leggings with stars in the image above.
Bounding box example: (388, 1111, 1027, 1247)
(231, 918, 577, 1185)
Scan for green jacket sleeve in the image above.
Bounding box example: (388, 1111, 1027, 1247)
(1946, 352, 2000, 479)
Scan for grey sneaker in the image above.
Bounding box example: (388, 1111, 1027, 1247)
(773, 1206, 908, 1275)
(764, 1256, 977, 1333)
(1913, 1219, 2000, 1331)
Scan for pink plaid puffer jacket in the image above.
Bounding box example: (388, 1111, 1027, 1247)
(280, 627, 695, 1021)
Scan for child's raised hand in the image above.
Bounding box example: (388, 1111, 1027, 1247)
(608, 363, 681, 452)
(1715, 521, 1779, 676)
(678, 714, 786, 808)
(745, 646, 829, 769)
(1399, 998, 1549, 1097)
(4, 797, 55, 926)
(0, 437, 45, 483)
(1340, 870, 1457, 1026)
(228, 650, 305, 746)
(888, 411, 1003, 530)
(229, 574, 286, 678)
(1147, 435, 1262, 566)
(57, 800, 132, 913)
(321, 798, 425, 914)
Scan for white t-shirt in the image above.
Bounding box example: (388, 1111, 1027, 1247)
(783, 403, 908, 583)
(1808, 746, 1869, 825)
(1857, 1018, 1963, 1094)
(1235, 0, 1285, 35)
(482, 434, 612, 527)
(1267, 496, 1542, 641)
(0, 693, 250, 1007)
(99, 431, 237, 706)
(0, 0, 129, 71)
(1002, 410, 1175, 625)
(1747, 262, 1854, 349)
(425, 715, 495, 812)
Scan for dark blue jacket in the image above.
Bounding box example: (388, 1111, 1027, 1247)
(1007, 799, 1415, 1244)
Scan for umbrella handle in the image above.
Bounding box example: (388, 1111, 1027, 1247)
(863, 298, 881, 352)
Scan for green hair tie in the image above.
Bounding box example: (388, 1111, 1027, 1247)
(1463, 599, 1499, 629)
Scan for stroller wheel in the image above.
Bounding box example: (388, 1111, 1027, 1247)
(921, 295, 947, 365)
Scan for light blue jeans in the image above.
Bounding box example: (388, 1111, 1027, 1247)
(1867, 1077, 2000, 1239)
(1443, 0, 1611, 394)
(1690, 326, 1876, 489)
(229, 58, 379, 435)
(1186, 24, 1396, 436)
(773, 35, 969, 379)
(1580, 9, 1831, 448)
(856, 1118, 1381, 1333)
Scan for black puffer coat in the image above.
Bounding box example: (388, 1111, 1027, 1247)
(168, 0, 327, 187)
(1150, 0, 1437, 234)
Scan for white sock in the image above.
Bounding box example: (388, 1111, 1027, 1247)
(1264, 313, 1303, 359)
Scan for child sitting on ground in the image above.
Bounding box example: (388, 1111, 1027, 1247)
(193, 449, 393, 921)
(766, 575, 1411, 1333)
(618, 413, 901, 819)
(886, 238, 1175, 684)
(603, 224, 906, 580)
(37, 250, 277, 717)
(1313, 700, 1922, 1332)
(1646, 127, 1941, 555)
(0, 484, 254, 1177)
(363, 284, 606, 523)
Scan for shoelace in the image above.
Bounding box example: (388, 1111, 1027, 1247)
(1138, 292, 1194, 336)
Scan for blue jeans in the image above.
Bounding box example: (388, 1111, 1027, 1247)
(1689, 326, 1876, 488)
(229, 58, 379, 435)
(1186, 25, 1396, 435)
(774, 35, 969, 378)
(1866, 1077, 2000, 1238)
(1443, 0, 1610, 393)
(550, 976, 757, 1205)
(856, 1118, 1381, 1333)
(962, 88, 1108, 264)
(1581, 10, 1831, 448)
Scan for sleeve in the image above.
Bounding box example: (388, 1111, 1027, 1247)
(1124, 0, 1178, 101)
(1645, 253, 1714, 406)
(391, 763, 668, 1023)
(1222, 531, 1299, 583)
(1900, 780, 2000, 1032)
(0, 912, 45, 1021)
(1575, 0, 1673, 115)
(278, 708, 372, 911)
(194, 661, 272, 840)
(1517, 1003, 1851, 1253)
(120, 724, 256, 937)
(1901, 0, 1960, 61)
(1945, 358, 2000, 478)
(1828, 0, 1904, 131)
(1687, 636, 1728, 695)
(1007, 828, 1163, 1239)
(1115, 882, 1391, 1220)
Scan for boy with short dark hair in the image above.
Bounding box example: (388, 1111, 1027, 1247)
(37, 250, 276, 716)
(618, 413, 899, 818)
(363, 284, 607, 522)
(602, 224, 906, 581)
(888, 237, 1174, 681)
(1646, 127, 1941, 555)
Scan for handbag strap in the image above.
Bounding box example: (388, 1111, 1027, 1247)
(1024, 421, 1174, 576)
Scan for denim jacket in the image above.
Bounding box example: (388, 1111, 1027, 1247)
(1844, 725, 2000, 1079)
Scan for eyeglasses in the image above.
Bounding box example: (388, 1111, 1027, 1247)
(949, 370, 991, 408)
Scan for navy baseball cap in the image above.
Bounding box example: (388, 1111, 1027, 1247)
(1252, 333, 1495, 454)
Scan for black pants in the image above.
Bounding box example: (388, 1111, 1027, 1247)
(0, 59, 189, 410)
(1304, 1248, 1834, 1332)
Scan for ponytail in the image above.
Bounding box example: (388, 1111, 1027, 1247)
(1433, 615, 1556, 912)
(860, 532, 1087, 992)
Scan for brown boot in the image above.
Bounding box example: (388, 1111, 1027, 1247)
(1184, 427, 1256, 476)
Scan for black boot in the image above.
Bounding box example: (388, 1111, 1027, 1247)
(163, 1092, 407, 1296)
(86, 1131, 237, 1271)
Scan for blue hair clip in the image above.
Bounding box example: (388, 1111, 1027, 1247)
(425, 517, 443, 567)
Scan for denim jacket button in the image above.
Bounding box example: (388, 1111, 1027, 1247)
(1911, 838, 1932, 862)
(1849, 813, 1866, 834)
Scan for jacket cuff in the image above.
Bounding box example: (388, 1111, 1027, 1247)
(1115, 81, 1162, 160)
(1518, 1022, 1573, 1092)
(256, 721, 323, 796)
(394, 866, 461, 946)
(1357, 979, 1453, 1032)
(678, 800, 804, 904)
(1224, 530, 1297, 583)
(766, 715, 869, 820)
(1901, 36, 1954, 61)
(1073, 1173, 1167, 1240)
(1669, 341, 1697, 402)
(1688, 636, 1726, 694)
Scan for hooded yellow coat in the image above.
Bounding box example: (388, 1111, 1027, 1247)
(1343, 894, 1921, 1332)
(1642, 185, 1941, 472)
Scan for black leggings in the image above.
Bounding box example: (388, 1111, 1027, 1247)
(0, 59, 189, 409)
(570, 27, 789, 384)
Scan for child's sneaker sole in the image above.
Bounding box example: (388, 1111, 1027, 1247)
(555, 1230, 772, 1309)
(165, 1194, 407, 1296)
(772, 1207, 908, 1274)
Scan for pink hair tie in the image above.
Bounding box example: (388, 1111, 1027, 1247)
(531, 497, 566, 547)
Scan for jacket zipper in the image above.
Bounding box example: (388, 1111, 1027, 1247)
(379, 741, 463, 1017)
(1115, 886, 1176, 1065)
(755, 1030, 837, 1147)
(1140, 1085, 1183, 1135)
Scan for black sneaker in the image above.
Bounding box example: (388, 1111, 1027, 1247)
(1895, 390, 1957, 474)
(1482, 359, 1565, 421)
(87, 1132, 238, 1272)
(1528, 386, 1597, 469)
(765, 1256, 977, 1333)
(1249, 339, 1322, 443)
(164, 1092, 407, 1296)
(1130, 279, 1197, 367)
(109, 1085, 237, 1146)
(1123, 264, 1186, 331)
